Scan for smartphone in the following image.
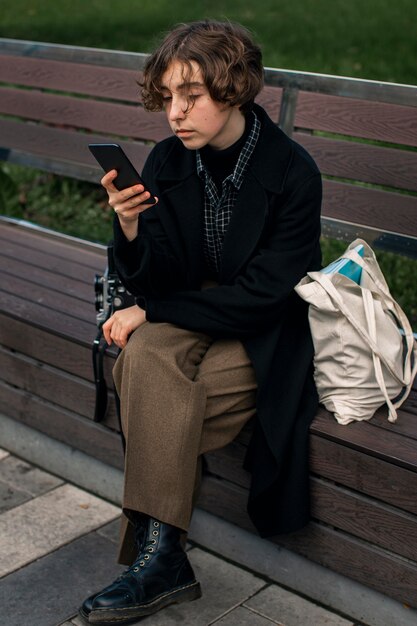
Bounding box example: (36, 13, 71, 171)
(88, 143, 156, 204)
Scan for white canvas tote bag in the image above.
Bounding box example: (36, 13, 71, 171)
(295, 239, 417, 425)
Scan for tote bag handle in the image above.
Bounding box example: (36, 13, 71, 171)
(332, 247, 416, 378)
(312, 272, 415, 388)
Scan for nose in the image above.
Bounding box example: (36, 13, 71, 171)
(168, 95, 187, 122)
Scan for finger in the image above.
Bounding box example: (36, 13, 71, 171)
(102, 317, 113, 345)
(101, 169, 118, 191)
(111, 319, 130, 348)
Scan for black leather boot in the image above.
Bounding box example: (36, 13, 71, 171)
(79, 517, 201, 625)
(80, 513, 148, 620)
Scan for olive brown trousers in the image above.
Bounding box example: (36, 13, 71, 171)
(112, 321, 257, 565)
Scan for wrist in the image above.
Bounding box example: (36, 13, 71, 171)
(118, 216, 139, 241)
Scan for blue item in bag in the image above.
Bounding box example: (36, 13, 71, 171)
(321, 244, 364, 285)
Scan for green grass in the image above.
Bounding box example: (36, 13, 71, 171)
(0, 164, 112, 243)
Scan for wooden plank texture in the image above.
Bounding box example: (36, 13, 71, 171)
(0, 314, 116, 382)
(295, 132, 417, 192)
(296, 91, 417, 147)
(0, 221, 106, 267)
(3, 256, 94, 301)
(1, 274, 94, 322)
(0, 380, 122, 467)
(0, 55, 142, 102)
(0, 86, 171, 143)
(0, 118, 152, 178)
(312, 409, 417, 471)
(310, 478, 417, 561)
(0, 345, 103, 421)
(310, 434, 417, 515)
(0, 291, 95, 344)
(322, 180, 417, 237)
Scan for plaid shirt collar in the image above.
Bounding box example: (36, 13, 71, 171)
(196, 110, 260, 191)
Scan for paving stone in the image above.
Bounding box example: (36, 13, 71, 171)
(0, 448, 10, 461)
(0, 479, 32, 513)
(0, 483, 120, 577)
(245, 584, 354, 626)
(0, 530, 124, 626)
(134, 547, 266, 626)
(0, 454, 63, 496)
(214, 605, 280, 625)
(96, 517, 122, 544)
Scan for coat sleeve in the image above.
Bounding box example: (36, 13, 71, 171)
(112, 145, 189, 295)
(142, 173, 322, 339)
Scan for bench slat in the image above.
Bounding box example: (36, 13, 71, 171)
(0, 314, 114, 381)
(0, 55, 141, 102)
(367, 404, 417, 437)
(1, 273, 94, 323)
(0, 345, 98, 421)
(207, 429, 417, 515)
(0, 118, 152, 180)
(0, 379, 122, 467)
(0, 86, 171, 143)
(296, 91, 417, 147)
(0, 238, 101, 284)
(322, 180, 417, 237)
(295, 132, 417, 192)
(0, 291, 95, 345)
(312, 409, 417, 471)
(3, 257, 94, 302)
(0, 221, 106, 267)
(310, 434, 417, 514)
(310, 477, 417, 561)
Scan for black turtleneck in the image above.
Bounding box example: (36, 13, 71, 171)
(199, 113, 253, 192)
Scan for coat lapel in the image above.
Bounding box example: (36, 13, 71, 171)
(220, 173, 269, 283)
(160, 176, 205, 280)
(220, 106, 294, 283)
(153, 146, 205, 285)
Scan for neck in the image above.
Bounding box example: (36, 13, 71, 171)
(209, 108, 246, 151)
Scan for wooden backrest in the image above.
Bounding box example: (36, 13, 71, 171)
(0, 38, 416, 257)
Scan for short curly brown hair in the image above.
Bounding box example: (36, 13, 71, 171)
(141, 20, 264, 114)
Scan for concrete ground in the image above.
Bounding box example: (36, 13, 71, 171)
(0, 445, 359, 626)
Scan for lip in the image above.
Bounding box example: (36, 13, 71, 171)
(176, 129, 194, 136)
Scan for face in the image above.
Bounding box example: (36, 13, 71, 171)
(160, 60, 245, 151)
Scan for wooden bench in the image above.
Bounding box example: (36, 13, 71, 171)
(1, 38, 417, 609)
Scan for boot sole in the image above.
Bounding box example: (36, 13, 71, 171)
(86, 580, 202, 625)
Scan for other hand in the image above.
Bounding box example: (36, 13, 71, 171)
(102, 305, 147, 349)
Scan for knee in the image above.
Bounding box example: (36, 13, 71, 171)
(114, 322, 173, 375)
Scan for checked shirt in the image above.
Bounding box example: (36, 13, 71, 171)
(196, 111, 260, 275)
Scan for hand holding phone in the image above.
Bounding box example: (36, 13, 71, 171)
(88, 143, 157, 204)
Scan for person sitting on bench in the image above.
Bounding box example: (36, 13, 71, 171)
(80, 18, 322, 625)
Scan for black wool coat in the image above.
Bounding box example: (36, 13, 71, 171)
(113, 104, 322, 536)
